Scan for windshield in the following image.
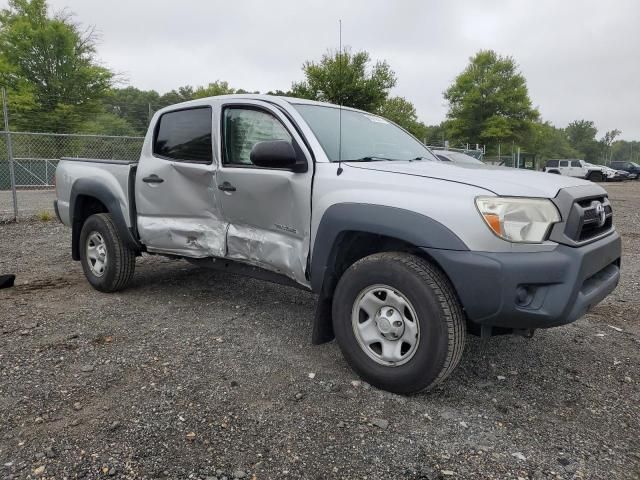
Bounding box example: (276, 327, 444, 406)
(293, 104, 438, 162)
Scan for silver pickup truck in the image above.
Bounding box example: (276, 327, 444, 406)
(55, 95, 621, 393)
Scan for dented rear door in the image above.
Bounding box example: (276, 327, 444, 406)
(135, 105, 228, 257)
(215, 100, 313, 286)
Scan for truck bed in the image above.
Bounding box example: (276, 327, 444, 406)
(55, 157, 137, 228)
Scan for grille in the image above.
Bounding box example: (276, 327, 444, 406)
(576, 199, 613, 242)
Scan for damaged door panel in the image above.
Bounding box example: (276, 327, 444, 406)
(221, 171, 311, 284)
(135, 106, 228, 257)
(216, 101, 313, 286)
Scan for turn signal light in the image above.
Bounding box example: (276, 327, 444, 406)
(483, 213, 502, 236)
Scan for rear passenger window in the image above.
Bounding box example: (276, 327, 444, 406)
(154, 107, 212, 163)
(559, 160, 569, 167)
(571, 160, 581, 167)
(547, 160, 559, 167)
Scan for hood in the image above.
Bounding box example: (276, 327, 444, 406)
(345, 161, 592, 198)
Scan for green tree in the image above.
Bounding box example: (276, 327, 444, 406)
(79, 112, 137, 136)
(376, 96, 426, 138)
(157, 85, 196, 106)
(193, 81, 231, 99)
(0, 0, 114, 132)
(291, 49, 396, 112)
(525, 121, 579, 161)
(600, 129, 622, 164)
(444, 50, 539, 147)
(266, 89, 291, 96)
(103, 87, 161, 135)
(564, 120, 601, 162)
(192, 80, 251, 99)
(610, 140, 640, 163)
(105, 81, 253, 135)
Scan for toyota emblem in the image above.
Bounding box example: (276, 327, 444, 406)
(595, 202, 606, 227)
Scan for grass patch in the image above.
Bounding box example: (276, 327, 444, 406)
(36, 210, 54, 222)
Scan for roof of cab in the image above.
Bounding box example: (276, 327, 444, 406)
(154, 94, 369, 115)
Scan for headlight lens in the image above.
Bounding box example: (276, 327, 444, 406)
(475, 196, 561, 243)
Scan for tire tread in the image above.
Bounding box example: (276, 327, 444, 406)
(82, 213, 135, 292)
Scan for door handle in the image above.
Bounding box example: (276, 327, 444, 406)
(218, 181, 236, 192)
(142, 174, 164, 184)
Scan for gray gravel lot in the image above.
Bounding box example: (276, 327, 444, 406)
(0, 182, 639, 480)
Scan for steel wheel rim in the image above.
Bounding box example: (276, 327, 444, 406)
(86, 232, 108, 277)
(351, 284, 420, 367)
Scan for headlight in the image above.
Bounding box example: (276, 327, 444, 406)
(475, 196, 561, 243)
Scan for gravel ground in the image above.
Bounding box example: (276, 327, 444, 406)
(1, 182, 639, 480)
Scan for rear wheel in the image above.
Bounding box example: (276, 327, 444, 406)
(332, 252, 466, 394)
(79, 213, 136, 292)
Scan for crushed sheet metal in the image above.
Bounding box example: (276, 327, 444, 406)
(141, 218, 227, 258)
(226, 224, 308, 285)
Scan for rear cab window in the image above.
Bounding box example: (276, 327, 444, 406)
(546, 160, 559, 168)
(153, 107, 213, 163)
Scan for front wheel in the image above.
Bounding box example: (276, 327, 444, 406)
(79, 213, 136, 292)
(587, 171, 605, 182)
(332, 252, 466, 394)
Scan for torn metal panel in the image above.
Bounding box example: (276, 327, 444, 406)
(226, 224, 308, 285)
(215, 166, 312, 287)
(142, 219, 227, 257)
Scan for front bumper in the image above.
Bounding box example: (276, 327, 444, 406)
(424, 231, 621, 329)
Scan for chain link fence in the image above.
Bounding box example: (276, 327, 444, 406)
(0, 131, 143, 221)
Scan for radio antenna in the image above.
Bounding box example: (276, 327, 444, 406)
(337, 19, 344, 176)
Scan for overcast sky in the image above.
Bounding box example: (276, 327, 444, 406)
(17, 0, 640, 139)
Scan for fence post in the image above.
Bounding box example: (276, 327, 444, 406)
(2, 87, 18, 221)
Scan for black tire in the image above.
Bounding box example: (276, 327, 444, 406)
(547, 170, 560, 174)
(79, 213, 136, 292)
(332, 252, 465, 394)
(587, 171, 604, 182)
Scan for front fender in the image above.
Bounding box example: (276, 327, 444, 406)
(310, 203, 469, 293)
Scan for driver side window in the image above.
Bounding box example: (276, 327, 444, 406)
(223, 107, 292, 166)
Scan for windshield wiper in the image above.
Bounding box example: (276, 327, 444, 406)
(344, 156, 398, 162)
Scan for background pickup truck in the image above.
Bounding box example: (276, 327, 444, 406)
(55, 95, 622, 394)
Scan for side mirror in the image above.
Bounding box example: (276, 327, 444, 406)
(250, 140, 306, 172)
